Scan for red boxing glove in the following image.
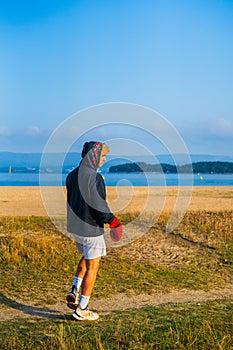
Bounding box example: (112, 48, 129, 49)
(109, 216, 122, 242)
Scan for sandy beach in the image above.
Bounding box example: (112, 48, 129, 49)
(0, 186, 232, 216)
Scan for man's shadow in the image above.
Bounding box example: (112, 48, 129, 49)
(0, 292, 73, 320)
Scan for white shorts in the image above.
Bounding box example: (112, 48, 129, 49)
(75, 234, 106, 260)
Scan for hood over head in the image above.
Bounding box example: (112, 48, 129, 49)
(81, 141, 103, 170)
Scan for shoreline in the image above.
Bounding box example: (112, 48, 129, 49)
(0, 186, 232, 216)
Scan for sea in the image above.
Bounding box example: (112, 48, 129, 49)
(0, 172, 233, 186)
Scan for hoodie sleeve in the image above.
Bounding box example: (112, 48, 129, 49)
(93, 173, 114, 224)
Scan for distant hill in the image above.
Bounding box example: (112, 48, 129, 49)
(0, 152, 233, 173)
(109, 161, 233, 174)
(0, 152, 43, 168)
(156, 154, 233, 165)
(190, 161, 233, 174)
(0, 152, 81, 168)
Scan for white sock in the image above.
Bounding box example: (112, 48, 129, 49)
(72, 276, 83, 292)
(79, 295, 90, 310)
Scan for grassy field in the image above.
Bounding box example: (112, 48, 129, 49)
(0, 300, 232, 350)
(0, 211, 233, 349)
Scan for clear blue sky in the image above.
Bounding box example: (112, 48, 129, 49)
(0, 0, 233, 156)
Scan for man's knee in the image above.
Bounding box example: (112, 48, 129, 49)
(86, 257, 101, 271)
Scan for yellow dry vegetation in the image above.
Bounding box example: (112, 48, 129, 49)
(0, 186, 232, 216)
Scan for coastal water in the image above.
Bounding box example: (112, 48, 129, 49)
(0, 172, 232, 186)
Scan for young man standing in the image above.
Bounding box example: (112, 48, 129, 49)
(66, 141, 122, 321)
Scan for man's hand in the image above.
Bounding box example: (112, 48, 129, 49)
(109, 217, 122, 242)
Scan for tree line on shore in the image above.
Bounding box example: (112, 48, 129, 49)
(1, 161, 233, 174)
(109, 161, 233, 174)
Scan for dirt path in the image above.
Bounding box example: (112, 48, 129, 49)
(0, 285, 232, 322)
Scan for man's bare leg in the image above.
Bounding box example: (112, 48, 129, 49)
(81, 257, 101, 295)
(75, 256, 86, 279)
(78, 257, 101, 310)
(66, 256, 86, 308)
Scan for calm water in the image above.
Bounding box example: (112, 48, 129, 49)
(0, 172, 232, 186)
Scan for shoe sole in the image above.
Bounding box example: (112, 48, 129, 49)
(72, 311, 99, 321)
(66, 294, 76, 303)
(67, 302, 78, 310)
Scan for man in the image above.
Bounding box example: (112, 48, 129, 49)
(66, 141, 122, 321)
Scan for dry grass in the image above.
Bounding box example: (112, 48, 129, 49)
(0, 211, 232, 302)
(0, 210, 233, 350)
(1, 300, 232, 350)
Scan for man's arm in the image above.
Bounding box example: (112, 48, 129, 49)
(95, 174, 123, 241)
(93, 174, 114, 224)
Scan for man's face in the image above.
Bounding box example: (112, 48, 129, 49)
(98, 150, 107, 168)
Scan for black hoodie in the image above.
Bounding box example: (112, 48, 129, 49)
(66, 142, 114, 237)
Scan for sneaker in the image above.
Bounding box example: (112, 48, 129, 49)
(66, 285, 78, 310)
(72, 307, 99, 321)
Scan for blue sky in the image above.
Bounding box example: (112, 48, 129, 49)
(0, 0, 233, 156)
